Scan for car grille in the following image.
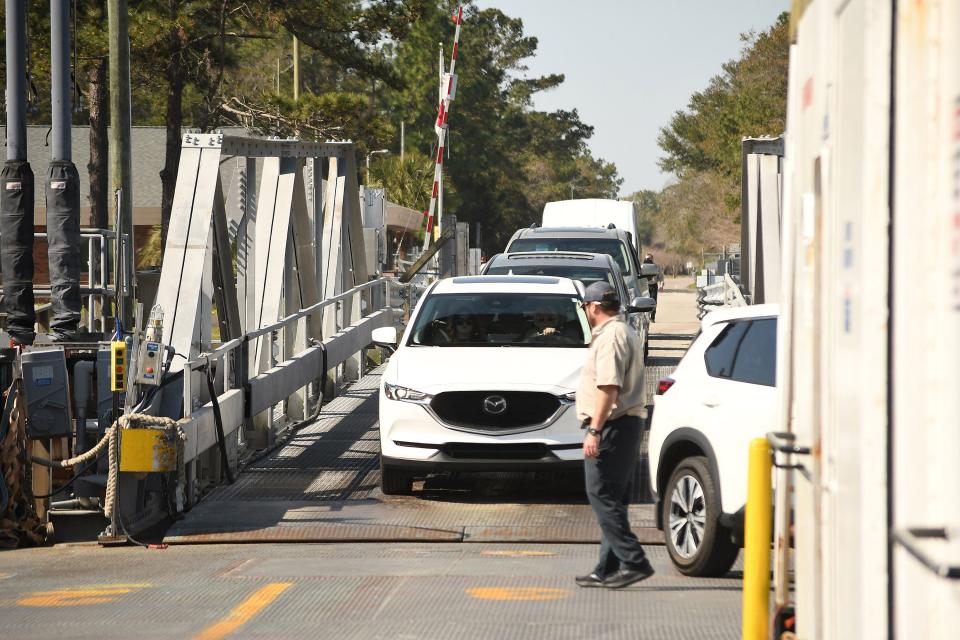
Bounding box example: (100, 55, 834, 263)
(430, 391, 561, 431)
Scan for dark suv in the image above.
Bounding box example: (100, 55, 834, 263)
(505, 226, 654, 303)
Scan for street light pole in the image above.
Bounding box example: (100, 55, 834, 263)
(365, 149, 390, 184)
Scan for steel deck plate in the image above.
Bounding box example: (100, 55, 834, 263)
(166, 356, 680, 545)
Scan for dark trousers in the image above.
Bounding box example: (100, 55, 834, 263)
(584, 414, 648, 575)
(648, 284, 659, 321)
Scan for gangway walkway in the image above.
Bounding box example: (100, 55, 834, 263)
(164, 276, 702, 545)
(164, 366, 657, 545)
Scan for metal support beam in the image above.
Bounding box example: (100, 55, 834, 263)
(2, 0, 36, 344)
(156, 143, 224, 365)
(108, 0, 134, 328)
(50, 0, 71, 161)
(5, 0, 27, 161)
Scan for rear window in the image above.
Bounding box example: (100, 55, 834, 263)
(507, 238, 631, 274)
(485, 265, 617, 292)
(703, 319, 776, 387)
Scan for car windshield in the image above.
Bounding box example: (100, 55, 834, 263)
(408, 293, 591, 347)
(485, 264, 618, 293)
(507, 238, 631, 274)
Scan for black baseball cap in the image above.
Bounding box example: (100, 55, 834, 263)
(582, 281, 619, 304)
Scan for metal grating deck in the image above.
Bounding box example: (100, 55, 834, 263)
(167, 326, 691, 547)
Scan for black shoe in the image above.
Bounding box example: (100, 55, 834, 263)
(602, 563, 655, 589)
(575, 572, 606, 588)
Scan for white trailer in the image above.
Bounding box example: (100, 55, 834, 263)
(779, 1, 959, 638)
(542, 199, 643, 256)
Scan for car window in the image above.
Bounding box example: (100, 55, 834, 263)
(704, 321, 750, 378)
(486, 265, 617, 292)
(704, 319, 776, 386)
(507, 238, 632, 275)
(408, 293, 591, 348)
(730, 318, 776, 386)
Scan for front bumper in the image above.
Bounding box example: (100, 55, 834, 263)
(379, 389, 584, 467)
(382, 452, 583, 473)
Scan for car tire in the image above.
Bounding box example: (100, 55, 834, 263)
(380, 458, 413, 495)
(661, 455, 739, 577)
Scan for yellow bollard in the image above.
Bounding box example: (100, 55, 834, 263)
(743, 437, 773, 640)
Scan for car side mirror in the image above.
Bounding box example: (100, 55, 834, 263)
(372, 326, 399, 351)
(627, 296, 656, 314)
(640, 263, 660, 278)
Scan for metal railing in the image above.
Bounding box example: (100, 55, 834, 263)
(0, 227, 123, 334)
(179, 277, 404, 481)
(697, 273, 748, 319)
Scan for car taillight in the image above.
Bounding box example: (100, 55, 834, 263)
(656, 377, 675, 395)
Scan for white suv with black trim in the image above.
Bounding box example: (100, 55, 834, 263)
(648, 304, 778, 576)
(373, 275, 607, 495)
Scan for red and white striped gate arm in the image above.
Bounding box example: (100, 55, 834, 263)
(422, 5, 464, 251)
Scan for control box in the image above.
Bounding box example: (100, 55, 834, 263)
(110, 341, 127, 391)
(22, 348, 72, 438)
(134, 341, 164, 386)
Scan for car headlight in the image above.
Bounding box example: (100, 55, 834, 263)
(384, 382, 432, 404)
(559, 391, 576, 404)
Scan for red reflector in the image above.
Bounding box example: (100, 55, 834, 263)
(656, 378, 675, 395)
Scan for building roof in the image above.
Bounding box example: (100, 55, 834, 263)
(2, 125, 248, 225)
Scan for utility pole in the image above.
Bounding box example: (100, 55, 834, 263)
(47, 0, 82, 340)
(108, 0, 134, 328)
(400, 122, 405, 162)
(2, 0, 37, 345)
(292, 35, 300, 101)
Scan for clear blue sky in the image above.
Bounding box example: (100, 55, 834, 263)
(473, 0, 789, 195)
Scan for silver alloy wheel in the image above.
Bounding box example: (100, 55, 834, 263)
(669, 474, 707, 558)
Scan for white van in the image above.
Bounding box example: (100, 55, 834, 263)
(542, 199, 642, 256)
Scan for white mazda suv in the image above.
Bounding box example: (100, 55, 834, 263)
(373, 275, 600, 495)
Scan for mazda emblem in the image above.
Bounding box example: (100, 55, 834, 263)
(482, 395, 507, 415)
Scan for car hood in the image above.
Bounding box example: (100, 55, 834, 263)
(387, 346, 585, 394)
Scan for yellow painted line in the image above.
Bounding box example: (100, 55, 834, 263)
(17, 583, 151, 607)
(465, 587, 569, 602)
(193, 582, 293, 640)
(480, 550, 556, 558)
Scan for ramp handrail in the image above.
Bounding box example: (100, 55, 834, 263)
(179, 277, 403, 478)
(247, 277, 389, 340)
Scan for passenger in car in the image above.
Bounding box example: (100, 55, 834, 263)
(450, 314, 482, 343)
(523, 305, 565, 341)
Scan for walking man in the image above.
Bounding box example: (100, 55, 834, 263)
(575, 281, 655, 589)
(642, 253, 664, 322)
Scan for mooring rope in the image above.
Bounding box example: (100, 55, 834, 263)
(58, 413, 184, 518)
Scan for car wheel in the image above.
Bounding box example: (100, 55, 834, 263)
(661, 455, 739, 577)
(380, 457, 413, 495)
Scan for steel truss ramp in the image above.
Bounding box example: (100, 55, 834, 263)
(157, 133, 369, 371)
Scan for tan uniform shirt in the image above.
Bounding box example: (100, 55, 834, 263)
(575, 315, 647, 422)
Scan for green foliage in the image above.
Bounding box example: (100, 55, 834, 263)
(657, 12, 789, 181)
(383, 2, 621, 253)
(624, 189, 659, 246)
(648, 11, 788, 262)
(368, 152, 436, 212)
(1, 0, 621, 259)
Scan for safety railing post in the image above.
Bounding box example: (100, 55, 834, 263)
(266, 329, 277, 444)
(743, 437, 773, 640)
